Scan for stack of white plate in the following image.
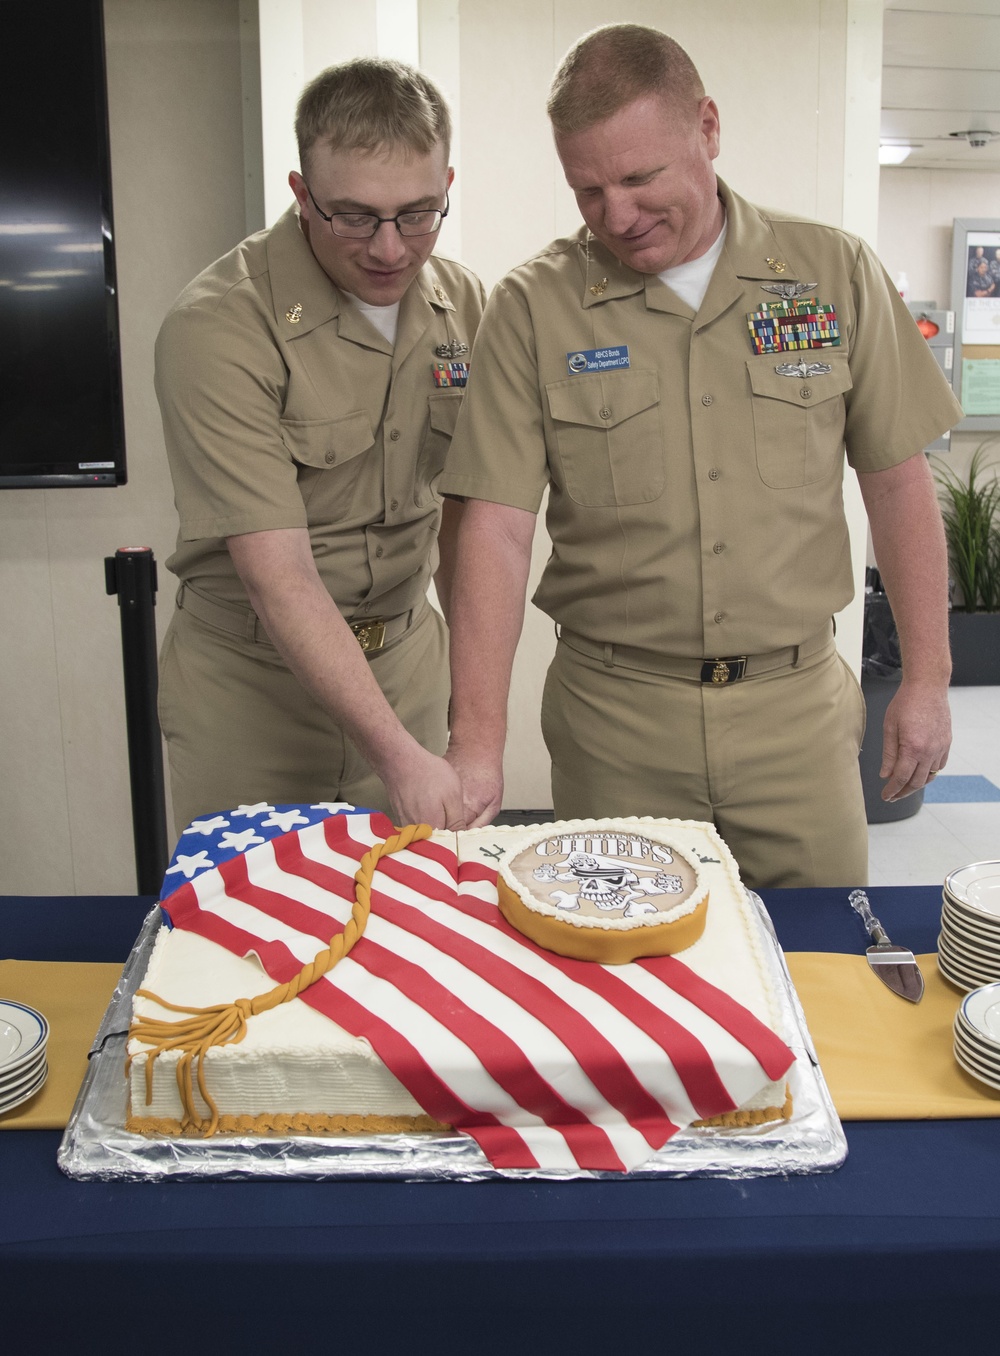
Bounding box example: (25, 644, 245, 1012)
(0, 1000, 49, 1115)
(937, 861, 1000, 992)
(953, 982, 1000, 1091)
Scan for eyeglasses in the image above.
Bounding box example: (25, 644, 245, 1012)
(306, 186, 449, 239)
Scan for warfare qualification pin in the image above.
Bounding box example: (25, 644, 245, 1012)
(761, 281, 817, 300)
(435, 341, 469, 359)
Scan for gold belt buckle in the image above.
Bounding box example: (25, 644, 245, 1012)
(700, 656, 748, 684)
(350, 618, 387, 654)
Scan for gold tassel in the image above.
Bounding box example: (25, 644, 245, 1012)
(128, 822, 433, 1135)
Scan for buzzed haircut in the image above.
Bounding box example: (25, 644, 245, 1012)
(295, 57, 451, 174)
(547, 24, 705, 135)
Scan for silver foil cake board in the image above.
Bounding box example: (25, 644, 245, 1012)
(57, 895, 848, 1182)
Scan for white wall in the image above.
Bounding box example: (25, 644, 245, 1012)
(879, 164, 1000, 480)
(0, 0, 248, 893)
(2, 0, 979, 892)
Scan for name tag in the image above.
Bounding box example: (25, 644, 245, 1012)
(566, 345, 630, 374)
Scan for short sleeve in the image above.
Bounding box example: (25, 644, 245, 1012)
(843, 242, 963, 472)
(154, 290, 308, 542)
(438, 282, 550, 513)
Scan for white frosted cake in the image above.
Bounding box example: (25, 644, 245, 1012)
(127, 809, 795, 1173)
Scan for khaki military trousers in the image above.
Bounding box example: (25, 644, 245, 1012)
(158, 597, 448, 838)
(541, 633, 868, 891)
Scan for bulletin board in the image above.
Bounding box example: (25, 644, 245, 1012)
(951, 217, 1000, 430)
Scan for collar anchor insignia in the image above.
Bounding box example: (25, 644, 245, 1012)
(589, 277, 609, 296)
(765, 257, 787, 274)
(285, 302, 303, 324)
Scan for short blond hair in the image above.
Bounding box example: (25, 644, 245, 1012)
(547, 24, 705, 135)
(295, 58, 451, 174)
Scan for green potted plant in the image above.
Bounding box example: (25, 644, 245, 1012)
(932, 442, 1000, 684)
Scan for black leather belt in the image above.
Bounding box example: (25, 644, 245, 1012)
(558, 626, 834, 684)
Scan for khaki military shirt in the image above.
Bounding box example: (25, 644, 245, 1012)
(156, 205, 485, 619)
(439, 181, 962, 658)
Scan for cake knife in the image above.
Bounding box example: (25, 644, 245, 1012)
(848, 890, 925, 1003)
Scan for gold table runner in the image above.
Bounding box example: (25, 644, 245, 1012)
(2, 952, 998, 1131)
(0, 959, 122, 1129)
(786, 952, 1000, 1118)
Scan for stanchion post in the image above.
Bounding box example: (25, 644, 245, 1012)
(104, 546, 168, 894)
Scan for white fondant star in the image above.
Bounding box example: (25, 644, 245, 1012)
(311, 801, 355, 814)
(230, 802, 276, 819)
(185, 815, 230, 835)
(219, 829, 265, 852)
(166, 850, 214, 878)
(262, 809, 310, 832)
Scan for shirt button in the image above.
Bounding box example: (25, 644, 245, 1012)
(713, 541, 725, 554)
(708, 468, 720, 481)
(701, 393, 714, 406)
(714, 612, 725, 624)
(599, 407, 612, 420)
(390, 498, 399, 511)
(325, 451, 335, 464)
(389, 428, 401, 441)
(799, 386, 812, 400)
(375, 545, 384, 558)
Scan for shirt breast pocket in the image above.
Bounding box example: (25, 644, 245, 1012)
(545, 369, 664, 507)
(748, 357, 853, 489)
(280, 411, 375, 509)
(418, 389, 465, 492)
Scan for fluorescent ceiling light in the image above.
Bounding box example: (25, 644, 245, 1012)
(879, 144, 915, 165)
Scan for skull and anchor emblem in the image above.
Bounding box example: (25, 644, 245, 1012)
(533, 849, 686, 918)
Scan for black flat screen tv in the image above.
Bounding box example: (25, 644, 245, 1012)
(0, 0, 126, 487)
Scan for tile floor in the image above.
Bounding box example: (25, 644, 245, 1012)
(868, 686, 1000, 886)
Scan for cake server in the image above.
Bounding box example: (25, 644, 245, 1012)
(849, 890, 924, 1003)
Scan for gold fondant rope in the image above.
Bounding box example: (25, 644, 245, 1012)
(127, 822, 433, 1135)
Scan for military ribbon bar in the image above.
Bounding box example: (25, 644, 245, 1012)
(747, 299, 840, 355)
(432, 361, 469, 387)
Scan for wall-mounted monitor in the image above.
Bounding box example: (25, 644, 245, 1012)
(0, 0, 126, 487)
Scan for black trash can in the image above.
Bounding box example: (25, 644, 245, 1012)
(859, 570, 924, 824)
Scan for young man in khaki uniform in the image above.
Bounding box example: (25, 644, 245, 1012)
(439, 25, 961, 889)
(156, 59, 484, 835)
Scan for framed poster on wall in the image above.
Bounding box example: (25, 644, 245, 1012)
(951, 218, 1000, 429)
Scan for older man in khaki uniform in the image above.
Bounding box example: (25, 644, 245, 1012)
(156, 59, 484, 835)
(439, 26, 961, 889)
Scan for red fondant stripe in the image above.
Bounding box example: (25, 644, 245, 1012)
(341, 933, 628, 1170)
(297, 982, 539, 1169)
(641, 955, 795, 1081)
(451, 892, 737, 1120)
(364, 885, 676, 1149)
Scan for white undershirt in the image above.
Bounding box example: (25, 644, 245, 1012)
(343, 293, 400, 345)
(658, 216, 728, 312)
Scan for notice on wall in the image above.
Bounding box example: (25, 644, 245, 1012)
(962, 231, 1000, 344)
(961, 356, 1000, 415)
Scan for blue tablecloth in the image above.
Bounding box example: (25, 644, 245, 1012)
(2, 887, 997, 1350)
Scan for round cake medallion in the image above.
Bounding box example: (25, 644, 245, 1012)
(497, 820, 709, 963)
